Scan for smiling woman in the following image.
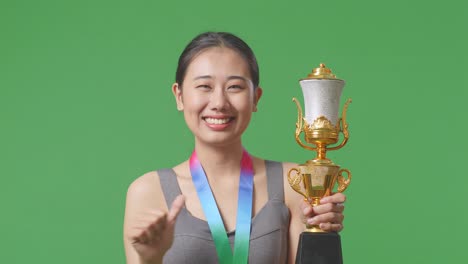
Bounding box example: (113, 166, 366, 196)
(123, 32, 346, 264)
(173, 46, 261, 146)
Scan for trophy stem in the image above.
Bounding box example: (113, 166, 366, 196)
(316, 143, 327, 160)
(314, 143, 332, 164)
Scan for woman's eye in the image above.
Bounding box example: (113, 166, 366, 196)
(196, 85, 211, 90)
(228, 85, 243, 90)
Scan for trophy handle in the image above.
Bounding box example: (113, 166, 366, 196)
(336, 168, 352, 192)
(328, 98, 352, 151)
(287, 167, 308, 199)
(292, 97, 317, 151)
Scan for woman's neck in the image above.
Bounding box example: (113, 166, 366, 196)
(193, 139, 245, 181)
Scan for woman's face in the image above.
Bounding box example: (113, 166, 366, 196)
(172, 47, 262, 147)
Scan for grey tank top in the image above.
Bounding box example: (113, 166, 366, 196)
(158, 160, 290, 264)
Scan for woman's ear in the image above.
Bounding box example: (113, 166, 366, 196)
(172, 83, 184, 111)
(253, 87, 263, 112)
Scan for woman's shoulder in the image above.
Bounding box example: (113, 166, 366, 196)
(128, 160, 186, 191)
(126, 161, 189, 210)
(127, 171, 159, 195)
(126, 170, 168, 211)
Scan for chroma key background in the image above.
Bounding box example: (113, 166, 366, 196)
(1, 0, 466, 263)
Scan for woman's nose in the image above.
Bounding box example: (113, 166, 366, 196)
(209, 88, 230, 111)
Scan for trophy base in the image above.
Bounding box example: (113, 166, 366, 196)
(295, 232, 343, 264)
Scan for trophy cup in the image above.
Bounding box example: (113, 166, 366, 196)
(288, 63, 352, 264)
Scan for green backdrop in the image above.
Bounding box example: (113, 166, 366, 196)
(1, 0, 467, 263)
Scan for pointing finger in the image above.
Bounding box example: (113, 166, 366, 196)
(168, 195, 185, 223)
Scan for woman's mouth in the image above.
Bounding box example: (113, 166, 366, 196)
(202, 116, 234, 130)
(204, 117, 232, 125)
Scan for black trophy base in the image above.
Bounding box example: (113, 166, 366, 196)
(295, 232, 343, 264)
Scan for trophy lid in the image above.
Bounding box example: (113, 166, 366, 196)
(299, 63, 345, 126)
(302, 63, 340, 80)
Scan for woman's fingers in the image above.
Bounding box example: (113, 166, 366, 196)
(131, 196, 185, 246)
(307, 212, 344, 226)
(300, 199, 315, 218)
(320, 193, 346, 204)
(299, 193, 347, 232)
(147, 213, 168, 242)
(319, 222, 344, 232)
(312, 202, 344, 215)
(307, 193, 346, 216)
(131, 227, 149, 244)
(130, 211, 168, 244)
(168, 195, 185, 223)
(300, 194, 345, 223)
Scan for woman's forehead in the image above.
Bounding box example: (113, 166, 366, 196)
(184, 47, 251, 80)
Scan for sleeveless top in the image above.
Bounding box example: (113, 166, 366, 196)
(157, 160, 290, 264)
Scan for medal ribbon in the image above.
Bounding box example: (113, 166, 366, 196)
(189, 149, 254, 264)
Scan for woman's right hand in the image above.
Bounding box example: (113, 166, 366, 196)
(127, 195, 185, 264)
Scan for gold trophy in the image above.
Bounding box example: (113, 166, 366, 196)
(288, 63, 351, 264)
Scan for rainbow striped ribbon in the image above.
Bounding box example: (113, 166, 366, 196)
(189, 149, 254, 264)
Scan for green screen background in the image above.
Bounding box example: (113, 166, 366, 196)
(1, 0, 467, 263)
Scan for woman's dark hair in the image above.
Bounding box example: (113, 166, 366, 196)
(175, 32, 259, 89)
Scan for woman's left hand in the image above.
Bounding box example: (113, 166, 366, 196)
(300, 193, 346, 232)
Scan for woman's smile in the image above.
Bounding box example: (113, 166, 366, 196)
(203, 116, 235, 130)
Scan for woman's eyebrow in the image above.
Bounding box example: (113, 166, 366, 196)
(193, 75, 248, 81)
(193, 75, 212, 80)
(227, 76, 248, 82)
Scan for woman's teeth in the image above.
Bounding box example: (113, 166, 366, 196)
(205, 118, 231, 124)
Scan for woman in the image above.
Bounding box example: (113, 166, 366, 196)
(123, 32, 346, 264)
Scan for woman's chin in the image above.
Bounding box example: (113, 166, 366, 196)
(195, 132, 242, 147)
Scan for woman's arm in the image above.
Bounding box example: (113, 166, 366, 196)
(123, 172, 184, 264)
(283, 162, 306, 263)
